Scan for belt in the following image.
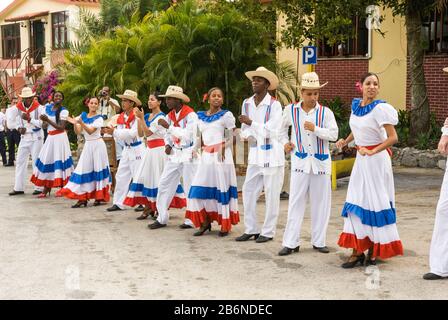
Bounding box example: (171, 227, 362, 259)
(125, 141, 142, 147)
(48, 130, 65, 135)
(147, 139, 165, 149)
(356, 144, 392, 157)
(203, 142, 225, 153)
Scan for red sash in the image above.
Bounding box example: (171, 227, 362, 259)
(117, 111, 135, 129)
(147, 139, 165, 149)
(167, 105, 194, 127)
(48, 130, 64, 136)
(203, 142, 225, 153)
(357, 144, 392, 157)
(16, 100, 40, 122)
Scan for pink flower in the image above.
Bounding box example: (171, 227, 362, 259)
(355, 81, 363, 93)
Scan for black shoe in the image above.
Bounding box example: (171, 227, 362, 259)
(313, 245, 330, 254)
(5, 163, 14, 167)
(72, 201, 88, 208)
(106, 204, 122, 212)
(235, 233, 260, 242)
(423, 272, 447, 280)
(280, 191, 289, 200)
(179, 223, 193, 229)
(9, 190, 24, 196)
(278, 246, 300, 256)
(193, 224, 212, 236)
(341, 253, 365, 269)
(32, 190, 42, 195)
(134, 205, 144, 212)
(148, 221, 166, 229)
(255, 235, 273, 243)
(218, 231, 229, 237)
(93, 200, 105, 206)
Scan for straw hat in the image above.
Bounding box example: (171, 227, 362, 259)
(18, 87, 36, 98)
(117, 89, 142, 106)
(443, 67, 448, 73)
(159, 85, 190, 103)
(300, 72, 328, 90)
(245, 66, 279, 90)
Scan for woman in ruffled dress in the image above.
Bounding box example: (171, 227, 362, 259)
(58, 97, 111, 207)
(336, 73, 403, 268)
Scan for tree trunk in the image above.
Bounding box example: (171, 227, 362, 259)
(406, 7, 430, 144)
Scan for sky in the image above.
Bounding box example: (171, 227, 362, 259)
(0, 0, 14, 13)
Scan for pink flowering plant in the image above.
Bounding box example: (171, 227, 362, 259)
(33, 70, 61, 104)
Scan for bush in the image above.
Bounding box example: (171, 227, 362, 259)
(321, 96, 351, 139)
(396, 109, 440, 150)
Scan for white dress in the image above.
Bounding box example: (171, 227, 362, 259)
(31, 104, 74, 188)
(124, 112, 186, 210)
(185, 110, 240, 232)
(59, 113, 111, 201)
(338, 99, 403, 259)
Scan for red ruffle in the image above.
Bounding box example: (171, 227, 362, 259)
(185, 209, 240, 232)
(123, 196, 185, 210)
(58, 186, 110, 202)
(30, 175, 70, 188)
(338, 232, 404, 260)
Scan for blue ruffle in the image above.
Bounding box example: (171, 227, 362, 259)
(129, 183, 183, 198)
(80, 112, 103, 124)
(144, 112, 166, 127)
(351, 98, 386, 117)
(69, 167, 110, 184)
(188, 186, 238, 205)
(35, 157, 73, 173)
(341, 202, 396, 227)
(45, 103, 67, 116)
(197, 110, 228, 123)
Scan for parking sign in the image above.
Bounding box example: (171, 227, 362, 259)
(303, 46, 317, 65)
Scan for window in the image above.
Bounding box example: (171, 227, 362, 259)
(52, 11, 69, 49)
(1, 23, 21, 59)
(317, 16, 369, 58)
(422, 9, 448, 54)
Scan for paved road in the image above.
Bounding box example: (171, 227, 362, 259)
(0, 165, 447, 299)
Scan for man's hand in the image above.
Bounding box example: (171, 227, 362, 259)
(335, 138, 346, 149)
(40, 114, 49, 122)
(21, 113, 30, 121)
(284, 142, 295, 153)
(18, 128, 26, 135)
(238, 115, 252, 126)
(438, 135, 448, 155)
(165, 145, 172, 155)
(304, 121, 315, 132)
(158, 118, 170, 129)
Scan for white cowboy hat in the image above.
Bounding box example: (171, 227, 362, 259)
(159, 85, 190, 103)
(245, 66, 279, 90)
(18, 87, 36, 98)
(443, 67, 448, 73)
(117, 89, 142, 106)
(300, 72, 328, 90)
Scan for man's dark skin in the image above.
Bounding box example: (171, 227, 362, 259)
(158, 97, 183, 155)
(238, 76, 270, 126)
(18, 96, 37, 135)
(100, 86, 120, 113)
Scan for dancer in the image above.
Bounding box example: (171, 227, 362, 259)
(59, 97, 111, 207)
(185, 87, 240, 237)
(336, 72, 403, 268)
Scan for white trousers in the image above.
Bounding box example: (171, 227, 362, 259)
(113, 148, 142, 209)
(156, 161, 197, 225)
(282, 171, 331, 249)
(429, 165, 448, 277)
(242, 165, 284, 238)
(14, 139, 43, 192)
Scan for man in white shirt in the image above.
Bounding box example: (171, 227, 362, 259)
(423, 66, 448, 280)
(7, 88, 45, 196)
(5, 97, 20, 166)
(98, 86, 120, 123)
(148, 85, 198, 230)
(0, 106, 7, 165)
(236, 67, 285, 243)
(278, 72, 338, 256)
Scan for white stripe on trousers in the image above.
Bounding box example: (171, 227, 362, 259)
(430, 164, 448, 277)
(156, 161, 196, 225)
(242, 165, 284, 238)
(113, 148, 142, 209)
(14, 138, 43, 192)
(282, 171, 331, 249)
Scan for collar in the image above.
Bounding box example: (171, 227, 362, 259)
(351, 98, 386, 117)
(298, 101, 321, 114)
(80, 112, 103, 124)
(250, 93, 272, 107)
(197, 109, 228, 123)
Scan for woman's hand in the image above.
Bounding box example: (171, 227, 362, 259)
(438, 135, 448, 155)
(40, 114, 49, 122)
(284, 142, 295, 153)
(66, 116, 77, 125)
(335, 138, 346, 149)
(134, 107, 144, 119)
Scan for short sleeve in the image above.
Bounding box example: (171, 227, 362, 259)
(60, 109, 69, 121)
(374, 103, 398, 127)
(222, 111, 236, 129)
(92, 117, 104, 129)
(150, 115, 165, 132)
